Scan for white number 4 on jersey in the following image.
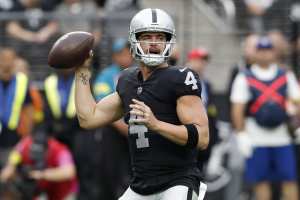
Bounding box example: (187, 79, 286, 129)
(184, 71, 198, 90)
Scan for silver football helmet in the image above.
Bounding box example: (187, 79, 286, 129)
(129, 8, 176, 67)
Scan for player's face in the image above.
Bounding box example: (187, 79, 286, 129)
(138, 32, 167, 56)
(0, 49, 16, 81)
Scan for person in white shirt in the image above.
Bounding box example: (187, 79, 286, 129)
(231, 36, 300, 200)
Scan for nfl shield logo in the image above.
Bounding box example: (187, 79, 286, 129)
(137, 87, 143, 95)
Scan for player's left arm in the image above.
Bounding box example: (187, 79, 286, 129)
(129, 97, 209, 150)
(176, 95, 209, 149)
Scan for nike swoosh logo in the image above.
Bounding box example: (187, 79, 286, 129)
(179, 67, 187, 72)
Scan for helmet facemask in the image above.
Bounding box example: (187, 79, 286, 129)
(130, 32, 176, 67)
(128, 8, 176, 68)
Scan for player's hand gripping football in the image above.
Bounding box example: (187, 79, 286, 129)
(79, 50, 93, 69)
(129, 99, 159, 130)
(75, 50, 93, 83)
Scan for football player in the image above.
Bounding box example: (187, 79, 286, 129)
(75, 8, 209, 200)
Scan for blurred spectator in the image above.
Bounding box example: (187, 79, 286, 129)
(5, 0, 59, 80)
(41, 0, 62, 11)
(224, 34, 260, 199)
(185, 47, 219, 170)
(228, 34, 258, 75)
(6, 0, 58, 44)
(268, 30, 290, 65)
(14, 55, 44, 137)
(0, 0, 14, 11)
(0, 47, 33, 169)
(185, 48, 229, 200)
(241, 33, 260, 67)
(289, 30, 300, 200)
(104, 0, 139, 11)
(93, 38, 132, 102)
(231, 36, 300, 200)
(55, 0, 102, 44)
(244, 0, 274, 32)
(0, 126, 77, 200)
(14, 56, 30, 75)
(94, 0, 106, 8)
(43, 69, 77, 149)
(55, 0, 102, 69)
(92, 38, 132, 200)
(43, 68, 101, 200)
(227, 33, 259, 110)
(243, 0, 292, 34)
(186, 48, 211, 106)
(0, 0, 17, 45)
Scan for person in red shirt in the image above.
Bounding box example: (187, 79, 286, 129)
(0, 128, 77, 200)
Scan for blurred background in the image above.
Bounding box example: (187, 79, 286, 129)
(0, 0, 300, 200)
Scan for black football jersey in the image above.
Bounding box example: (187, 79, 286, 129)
(116, 66, 203, 195)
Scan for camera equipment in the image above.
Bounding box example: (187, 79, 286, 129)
(16, 125, 48, 199)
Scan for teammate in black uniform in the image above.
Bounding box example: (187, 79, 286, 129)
(74, 8, 209, 200)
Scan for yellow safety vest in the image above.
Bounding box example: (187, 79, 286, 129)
(44, 74, 76, 119)
(8, 72, 29, 130)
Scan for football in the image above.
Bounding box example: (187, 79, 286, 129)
(48, 31, 94, 69)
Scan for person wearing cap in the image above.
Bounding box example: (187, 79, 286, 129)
(186, 47, 220, 185)
(93, 38, 133, 136)
(186, 48, 210, 108)
(230, 36, 300, 200)
(92, 37, 133, 200)
(93, 38, 132, 103)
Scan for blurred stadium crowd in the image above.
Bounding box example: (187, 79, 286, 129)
(0, 0, 300, 200)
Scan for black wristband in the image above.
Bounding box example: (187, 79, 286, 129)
(184, 124, 199, 149)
